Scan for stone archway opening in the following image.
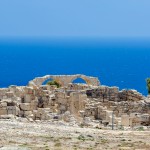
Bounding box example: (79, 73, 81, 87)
(42, 78, 54, 85)
(71, 77, 88, 85)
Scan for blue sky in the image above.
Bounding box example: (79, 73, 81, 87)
(0, 0, 150, 38)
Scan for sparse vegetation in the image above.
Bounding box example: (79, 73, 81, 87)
(0, 120, 150, 150)
(54, 142, 61, 147)
(121, 139, 126, 142)
(137, 126, 144, 131)
(120, 142, 134, 147)
(79, 123, 84, 128)
(146, 78, 150, 94)
(100, 138, 108, 144)
(47, 80, 61, 88)
(77, 135, 85, 141)
(44, 145, 49, 150)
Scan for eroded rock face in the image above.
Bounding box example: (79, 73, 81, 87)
(0, 75, 150, 128)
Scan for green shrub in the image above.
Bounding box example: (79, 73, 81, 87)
(146, 78, 150, 94)
(77, 135, 85, 141)
(137, 126, 144, 131)
(54, 142, 61, 147)
(47, 80, 61, 88)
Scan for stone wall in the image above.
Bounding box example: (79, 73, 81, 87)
(0, 75, 150, 127)
(86, 86, 143, 102)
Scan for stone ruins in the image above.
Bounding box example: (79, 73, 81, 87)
(0, 74, 150, 128)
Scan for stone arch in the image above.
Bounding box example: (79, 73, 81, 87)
(72, 78, 87, 84)
(42, 78, 54, 85)
(70, 75, 92, 85)
(28, 74, 100, 87)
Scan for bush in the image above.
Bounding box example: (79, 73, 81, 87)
(137, 126, 144, 131)
(77, 135, 85, 141)
(146, 78, 150, 94)
(46, 80, 61, 88)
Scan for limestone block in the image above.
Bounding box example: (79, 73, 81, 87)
(37, 108, 44, 113)
(43, 108, 51, 112)
(132, 97, 139, 101)
(121, 115, 130, 126)
(56, 92, 66, 99)
(83, 117, 92, 126)
(0, 108, 7, 115)
(23, 111, 32, 117)
(46, 114, 54, 120)
(33, 110, 38, 115)
(3, 96, 7, 99)
(30, 104, 37, 110)
(57, 98, 67, 105)
(27, 114, 35, 120)
(7, 106, 15, 115)
(9, 85, 17, 91)
(20, 103, 31, 111)
(24, 94, 32, 103)
(24, 87, 34, 94)
(41, 114, 47, 120)
(30, 100, 38, 110)
(105, 110, 113, 122)
(0, 114, 15, 119)
(6, 92, 14, 98)
(35, 111, 42, 119)
(16, 106, 20, 116)
(42, 96, 48, 101)
(1, 102, 7, 107)
(60, 105, 66, 111)
(29, 88, 34, 94)
(91, 111, 95, 116)
(19, 111, 24, 117)
(16, 97, 22, 103)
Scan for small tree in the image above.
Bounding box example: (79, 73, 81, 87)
(47, 80, 61, 88)
(146, 78, 150, 94)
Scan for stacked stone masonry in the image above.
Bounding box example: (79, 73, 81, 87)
(0, 74, 150, 127)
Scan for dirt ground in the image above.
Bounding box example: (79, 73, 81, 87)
(0, 120, 150, 150)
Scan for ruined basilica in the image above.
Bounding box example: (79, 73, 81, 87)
(0, 74, 150, 128)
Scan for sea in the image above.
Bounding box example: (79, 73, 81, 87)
(0, 38, 150, 96)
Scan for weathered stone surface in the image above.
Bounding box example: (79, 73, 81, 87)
(0, 102, 7, 107)
(23, 111, 32, 117)
(24, 94, 32, 103)
(20, 103, 31, 111)
(7, 106, 17, 115)
(0, 74, 149, 127)
(0, 114, 15, 120)
(0, 108, 7, 115)
(30, 100, 38, 110)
